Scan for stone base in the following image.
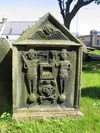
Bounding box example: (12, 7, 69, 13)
(13, 108, 83, 120)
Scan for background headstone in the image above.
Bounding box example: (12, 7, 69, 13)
(0, 37, 12, 115)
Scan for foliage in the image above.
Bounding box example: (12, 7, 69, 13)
(0, 112, 11, 121)
(58, 0, 100, 29)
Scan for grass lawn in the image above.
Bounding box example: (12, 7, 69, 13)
(0, 53, 100, 132)
(89, 49, 100, 55)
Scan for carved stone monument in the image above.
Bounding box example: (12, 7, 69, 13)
(12, 13, 83, 119)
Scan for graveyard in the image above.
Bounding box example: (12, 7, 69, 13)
(0, 13, 100, 132)
(0, 59, 99, 133)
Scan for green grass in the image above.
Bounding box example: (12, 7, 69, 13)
(0, 61, 100, 133)
(89, 49, 100, 55)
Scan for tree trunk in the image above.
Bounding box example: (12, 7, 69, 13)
(62, 13, 73, 30)
(58, 0, 94, 30)
(63, 16, 71, 30)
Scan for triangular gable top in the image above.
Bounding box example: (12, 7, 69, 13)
(13, 13, 82, 46)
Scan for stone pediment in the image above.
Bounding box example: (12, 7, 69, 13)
(28, 25, 68, 40)
(13, 13, 82, 46)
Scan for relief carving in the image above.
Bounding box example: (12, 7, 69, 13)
(21, 49, 71, 105)
(38, 80, 56, 104)
(21, 49, 39, 103)
(28, 25, 68, 40)
(58, 49, 70, 103)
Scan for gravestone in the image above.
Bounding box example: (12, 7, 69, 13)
(12, 13, 83, 119)
(0, 37, 12, 115)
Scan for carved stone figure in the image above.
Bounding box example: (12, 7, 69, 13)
(43, 25, 53, 35)
(28, 24, 68, 40)
(58, 49, 70, 102)
(38, 80, 56, 104)
(21, 49, 39, 103)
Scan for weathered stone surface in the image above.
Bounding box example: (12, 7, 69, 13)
(13, 108, 83, 120)
(12, 13, 83, 119)
(0, 37, 12, 114)
(0, 37, 11, 62)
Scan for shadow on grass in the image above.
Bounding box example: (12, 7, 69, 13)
(82, 61, 100, 73)
(81, 86, 100, 99)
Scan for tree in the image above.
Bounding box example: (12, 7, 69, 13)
(58, 0, 100, 29)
